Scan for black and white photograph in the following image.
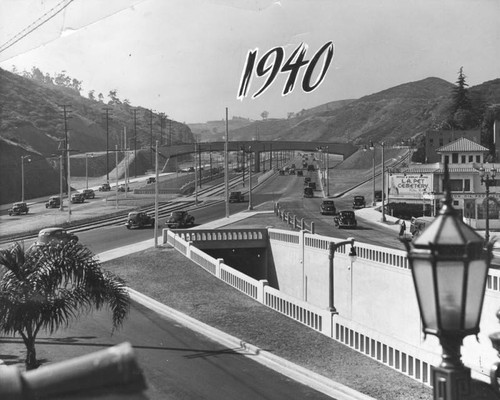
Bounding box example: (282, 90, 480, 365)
(1, 0, 500, 399)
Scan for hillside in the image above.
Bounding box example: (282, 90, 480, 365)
(222, 77, 500, 146)
(0, 67, 195, 204)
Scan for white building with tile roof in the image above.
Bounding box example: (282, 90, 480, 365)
(388, 137, 500, 230)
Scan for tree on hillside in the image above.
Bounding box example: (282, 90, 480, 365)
(71, 78, 82, 93)
(54, 70, 71, 87)
(108, 89, 121, 105)
(98, 93, 104, 102)
(30, 67, 44, 82)
(88, 89, 96, 101)
(261, 110, 269, 120)
(44, 73, 53, 85)
(0, 242, 130, 370)
(452, 67, 472, 112)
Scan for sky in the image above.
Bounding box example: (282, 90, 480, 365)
(0, 0, 499, 124)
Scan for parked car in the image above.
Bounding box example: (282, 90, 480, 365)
(297, 170, 303, 176)
(82, 189, 95, 199)
(98, 182, 111, 191)
(304, 177, 311, 185)
(334, 210, 358, 229)
(308, 182, 317, 190)
(410, 216, 435, 238)
(165, 210, 195, 229)
(307, 164, 315, 171)
(229, 191, 244, 203)
(146, 177, 156, 184)
(71, 193, 85, 203)
(352, 195, 366, 209)
(125, 211, 155, 229)
(45, 196, 61, 208)
(8, 202, 29, 216)
(320, 200, 336, 215)
(35, 227, 78, 246)
(303, 187, 314, 198)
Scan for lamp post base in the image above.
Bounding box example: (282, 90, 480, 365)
(432, 365, 471, 400)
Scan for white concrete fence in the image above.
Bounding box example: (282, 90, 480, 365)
(165, 228, 500, 388)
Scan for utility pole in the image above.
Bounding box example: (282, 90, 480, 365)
(133, 108, 138, 177)
(58, 104, 71, 193)
(225, 108, 229, 218)
(159, 113, 166, 146)
(149, 109, 154, 168)
(103, 107, 112, 182)
(169, 119, 172, 146)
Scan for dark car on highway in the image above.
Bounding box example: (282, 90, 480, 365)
(334, 210, 357, 229)
(8, 202, 29, 216)
(35, 227, 78, 246)
(320, 200, 336, 215)
(352, 195, 366, 209)
(45, 196, 61, 208)
(71, 193, 85, 203)
(146, 177, 156, 184)
(303, 187, 314, 198)
(229, 191, 244, 203)
(165, 210, 195, 229)
(82, 189, 95, 199)
(98, 182, 111, 191)
(125, 211, 155, 229)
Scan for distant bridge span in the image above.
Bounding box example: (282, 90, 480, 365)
(156, 140, 357, 172)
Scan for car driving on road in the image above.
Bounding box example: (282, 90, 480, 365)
(82, 189, 95, 199)
(333, 210, 357, 229)
(45, 196, 61, 208)
(352, 195, 366, 209)
(125, 211, 155, 229)
(8, 202, 29, 216)
(229, 191, 244, 203)
(71, 193, 85, 203)
(35, 227, 78, 246)
(320, 200, 336, 215)
(165, 210, 195, 229)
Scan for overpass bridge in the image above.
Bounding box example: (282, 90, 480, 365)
(155, 140, 357, 172)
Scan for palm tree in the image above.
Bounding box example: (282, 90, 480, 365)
(0, 241, 130, 370)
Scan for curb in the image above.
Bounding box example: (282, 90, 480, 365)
(128, 288, 376, 400)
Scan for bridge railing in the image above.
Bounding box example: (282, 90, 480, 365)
(273, 202, 315, 234)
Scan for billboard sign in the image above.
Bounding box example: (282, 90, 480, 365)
(389, 174, 433, 197)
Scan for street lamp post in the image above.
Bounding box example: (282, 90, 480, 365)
(325, 145, 330, 197)
(403, 162, 496, 400)
(248, 146, 253, 210)
(20, 155, 31, 202)
(478, 166, 497, 243)
(369, 141, 376, 206)
(328, 238, 356, 312)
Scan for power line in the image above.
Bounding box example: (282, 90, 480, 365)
(0, 0, 75, 54)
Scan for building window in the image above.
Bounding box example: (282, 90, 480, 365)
(476, 155, 481, 163)
(429, 138, 434, 144)
(469, 155, 474, 162)
(449, 179, 463, 191)
(461, 155, 466, 163)
(452, 153, 459, 163)
(439, 139, 444, 146)
(464, 179, 470, 191)
(444, 155, 450, 164)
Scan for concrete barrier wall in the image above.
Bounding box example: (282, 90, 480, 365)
(166, 228, 500, 387)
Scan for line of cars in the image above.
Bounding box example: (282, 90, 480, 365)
(319, 198, 359, 229)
